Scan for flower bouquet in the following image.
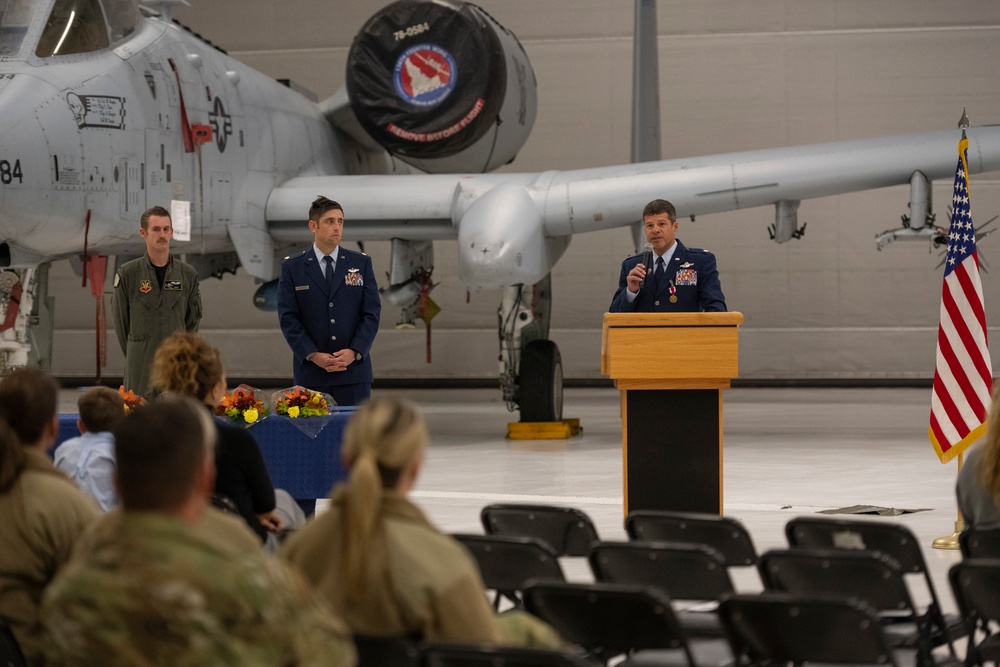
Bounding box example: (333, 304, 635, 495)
(216, 384, 269, 426)
(270, 386, 336, 437)
(118, 385, 146, 413)
(271, 386, 334, 418)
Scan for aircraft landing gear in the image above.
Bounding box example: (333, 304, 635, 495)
(518, 339, 563, 422)
(498, 275, 564, 423)
(0, 264, 52, 372)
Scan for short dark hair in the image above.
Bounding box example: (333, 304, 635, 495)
(114, 396, 216, 512)
(140, 206, 171, 229)
(642, 199, 677, 221)
(309, 196, 343, 222)
(0, 367, 58, 445)
(77, 386, 125, 433)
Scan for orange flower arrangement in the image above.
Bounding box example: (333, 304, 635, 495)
(216, 384, 269, 426)
(118, 386, 145, 413)
(271, 386, 332, 418)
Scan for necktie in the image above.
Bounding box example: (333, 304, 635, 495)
(654, 256, 665, 286)
(323, 255, 335, 290)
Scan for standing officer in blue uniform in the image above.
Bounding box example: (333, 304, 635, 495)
(277, 196, 381, 406)
(609, 199, 727, 313)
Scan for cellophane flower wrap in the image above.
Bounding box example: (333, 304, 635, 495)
(271, 386, 335, 418)
(216, 384, 269, 426)
(118, 386, 146, 413)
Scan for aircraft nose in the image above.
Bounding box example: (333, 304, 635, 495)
(457, 183, 570, 289)
(0, 72, 63, 263)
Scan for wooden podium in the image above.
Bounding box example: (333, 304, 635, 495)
(601, 312, 744, 515)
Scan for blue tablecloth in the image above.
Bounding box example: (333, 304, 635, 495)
(56, 411, 353, 501)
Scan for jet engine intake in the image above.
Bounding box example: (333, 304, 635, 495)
(346, 0, 537, 174)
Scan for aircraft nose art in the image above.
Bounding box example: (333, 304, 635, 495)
(0, 71, 64, 254)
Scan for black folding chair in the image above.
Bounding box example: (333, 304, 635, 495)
(481, 504, 599, 557)
(0, 617, 27, 667)
(625, 511, 758, 568)
(589, 541, 733, 637)
(354, 634, 421, 667)
(523, 581, 717, 666)
(453, 533, 565, 609)
(785, 515, 966, 661)
(960, 528, 1000, 559)
(718, 592, 899, 666)
(421, 642, 592, 667)
(949, 559, 1000, 666)
(759, 548, 937, 665)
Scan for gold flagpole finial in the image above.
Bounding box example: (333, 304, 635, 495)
(959, 107, 970, 139)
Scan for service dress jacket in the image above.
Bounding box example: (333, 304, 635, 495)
(277, 247, 381, 391)
(609, 240, 727, 313)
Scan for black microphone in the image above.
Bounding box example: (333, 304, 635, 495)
(638, 242, 654, 288)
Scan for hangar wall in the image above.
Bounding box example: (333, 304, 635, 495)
(50, 1, 1000, 383)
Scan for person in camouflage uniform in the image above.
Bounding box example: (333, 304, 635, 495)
(111, 205, 201, 399)
(0, 368, 100, 666)
(281, 398, 562, 648)
(42, 396, 356, 667)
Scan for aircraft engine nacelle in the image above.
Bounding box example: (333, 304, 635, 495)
(346, 0, 537, 174)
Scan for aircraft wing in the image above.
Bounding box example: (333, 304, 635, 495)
(266, 124, 1000, 289)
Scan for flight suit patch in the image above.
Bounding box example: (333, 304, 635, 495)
(163, 280, 182, 291)
(675, 269, 698, 286)
(345, 268, 363, 287)
(139, 280, 152, 294)
(113, 272, 121, 288)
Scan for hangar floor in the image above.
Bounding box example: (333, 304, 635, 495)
(59, 385, 969, 615)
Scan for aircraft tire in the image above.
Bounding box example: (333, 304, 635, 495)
(519, 339, 563, 423)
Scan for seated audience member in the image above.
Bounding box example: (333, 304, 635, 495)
(42, 396, 356, 667)
(282, 397, 561, 647)
(149, 332, 304, 550)
(54, 386, 125, 511)
(957, 385, 1000, 528)
(0, 368, 100, 665)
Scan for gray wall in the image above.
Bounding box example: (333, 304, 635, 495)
(51, 1, 1000, 382)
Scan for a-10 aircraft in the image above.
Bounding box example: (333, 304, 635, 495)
(2, 0, 1000, 421)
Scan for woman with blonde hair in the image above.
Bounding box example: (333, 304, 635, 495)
(957, 383, 1000, 528)
(282, 397, 560, 646)
(150, 332, 303, 549)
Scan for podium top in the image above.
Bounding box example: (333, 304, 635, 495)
(600, 311, 744, 383)
(603, 312, 744, 327)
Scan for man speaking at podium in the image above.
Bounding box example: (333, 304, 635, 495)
(609, 199, 727, 313)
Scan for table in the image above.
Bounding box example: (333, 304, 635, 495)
(57, 411, 354, 509)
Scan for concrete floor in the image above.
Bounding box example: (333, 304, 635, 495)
(58, 385, 969, 616)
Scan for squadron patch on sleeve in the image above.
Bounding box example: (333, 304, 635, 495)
(113, 272, 120, 288)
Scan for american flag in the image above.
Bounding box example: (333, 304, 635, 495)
(929, 136, 994, 463)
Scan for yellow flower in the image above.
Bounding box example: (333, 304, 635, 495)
(287, 406, 300, 418)
(244, 407, 259, 424)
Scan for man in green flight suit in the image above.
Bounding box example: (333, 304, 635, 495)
(112, 206, 202, 398)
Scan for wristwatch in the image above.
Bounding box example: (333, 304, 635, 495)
(353, 350, 362, 362)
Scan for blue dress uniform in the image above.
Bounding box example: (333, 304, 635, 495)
(277, 247, 381, 404)
(609, 240, 727, 313)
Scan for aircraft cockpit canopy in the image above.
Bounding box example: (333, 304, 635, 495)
(0, 0, 137, 59)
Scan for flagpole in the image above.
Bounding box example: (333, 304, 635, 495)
(932, 450, 963, 550)
(930, 107, 975, 551)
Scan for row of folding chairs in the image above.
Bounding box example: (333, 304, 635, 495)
(467, 504, 991, 666)
(357, 585, 924, 667)
(355, 635, 592, 667)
